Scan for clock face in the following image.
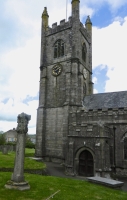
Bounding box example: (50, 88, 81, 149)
(52, 64, 62, 76)
(83, 68, 87, 79)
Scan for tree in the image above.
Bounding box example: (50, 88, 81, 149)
(0, 133, 6, 145)
(25, 134, 35, 149)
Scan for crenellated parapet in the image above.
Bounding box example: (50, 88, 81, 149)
(70, 107, 127, 124)
(44, 16, 91, 40)
(69, 107, 127, 137)
(45, 17, 72, 36)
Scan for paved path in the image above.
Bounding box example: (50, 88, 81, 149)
(44, 161, 127, 192)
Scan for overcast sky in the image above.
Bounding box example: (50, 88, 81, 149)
(0, 0, 127, 134)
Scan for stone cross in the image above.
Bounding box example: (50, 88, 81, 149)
(5, 113, 31, 191)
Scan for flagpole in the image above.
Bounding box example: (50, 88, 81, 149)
(66, 0, 68, 21)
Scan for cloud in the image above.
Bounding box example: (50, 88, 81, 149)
(92, 77, 98, 84)
(1, 36, 40, 100)
(0, 25, 40, 133)
(0, 98, 38, 132)
(93, 89, 98, 94)
(114, 16, 126, 25)
(92, 16, 127, 92)
(80, 0, 127, 10)
(0, 121, 16, 132)
(106, 0, 127, 9)
(4, 0, 72, 27)
(80, 5, 95, 19)
(0, 35, 40, 132)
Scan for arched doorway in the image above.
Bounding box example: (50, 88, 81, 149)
(79, 150, 94, 177)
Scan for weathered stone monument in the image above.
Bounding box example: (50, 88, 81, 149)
(5, 112, 31, 191)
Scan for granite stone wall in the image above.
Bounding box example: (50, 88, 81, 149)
(36, 8, 92, 161)
(67, 107, 127, 176)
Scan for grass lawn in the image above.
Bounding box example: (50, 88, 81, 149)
(0, 148, 127, 200)
(0, 148, 45, 170)
(0, 172, 127, 200)
(25, 148, 35, 157)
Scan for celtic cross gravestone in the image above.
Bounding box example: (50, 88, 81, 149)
(5, 113, 31, 191)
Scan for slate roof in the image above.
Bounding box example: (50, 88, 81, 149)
(83, 91, 127, 110)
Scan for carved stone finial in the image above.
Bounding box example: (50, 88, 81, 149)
(42, 7, 49, 17)
(16, 113, 31, 134)
(42, 7, 49, 30)
(85, 15, 92, 25)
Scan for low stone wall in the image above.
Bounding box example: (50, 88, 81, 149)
(0, 168, 48, 175)
(0, 145, 16, 152)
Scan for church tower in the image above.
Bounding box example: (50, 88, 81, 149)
(35, 0, 93, 162)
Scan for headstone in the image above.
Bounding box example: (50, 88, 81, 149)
(2, 145, 8, 154)
(5, 113, 31, 191)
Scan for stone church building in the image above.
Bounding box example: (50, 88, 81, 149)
(35, 0, 127, 178)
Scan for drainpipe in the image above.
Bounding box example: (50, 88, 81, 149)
(113, 126, 116, 174)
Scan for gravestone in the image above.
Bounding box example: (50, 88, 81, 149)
(2, 145, 8, 154)
(5, 113, 31, 191)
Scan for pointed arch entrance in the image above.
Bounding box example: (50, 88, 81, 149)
(75, 147, 94, 177)
(79, 150, 94, 176)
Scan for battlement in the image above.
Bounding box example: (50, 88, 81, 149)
(68, 106, 127, 139)
(81, 106, 125, 111)
(69, 107, 127, 126)
(80, 107, 127, 115)
(45, 16, 90, 38)
(45, 17, 72, 36)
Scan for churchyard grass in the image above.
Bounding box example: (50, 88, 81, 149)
(0, 149, 127, 199)
(25, 148, 35, 157)
(0, 148, 45, 170)
(0, 172, 127, 200)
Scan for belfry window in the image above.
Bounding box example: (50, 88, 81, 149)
(82, 43, 87, 62)
(54, 39, 64, 58)
(124, 137, 127, 160)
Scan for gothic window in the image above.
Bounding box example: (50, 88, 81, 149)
(54, 39, 64, 58)
(124, 137, 127, 160)
(82, 43, 87, 62)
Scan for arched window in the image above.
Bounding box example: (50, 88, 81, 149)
(82, 43, 87, 62)
(124, 137, 127, 160)
(54, 39, 64, 58)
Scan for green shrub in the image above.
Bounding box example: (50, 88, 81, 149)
(25, 140, 35, 149)
(0, 134, 6, 145)
(5, 141, 16, 145)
